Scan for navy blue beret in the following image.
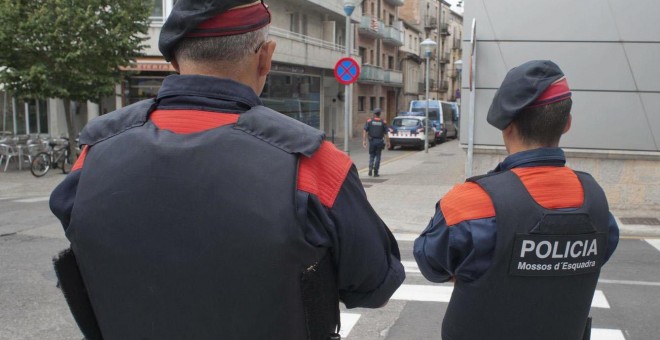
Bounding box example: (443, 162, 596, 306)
(159, 0, 270, 61)
(487, 60, 568, 130)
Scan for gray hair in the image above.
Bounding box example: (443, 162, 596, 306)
(173, 26, 270, 63)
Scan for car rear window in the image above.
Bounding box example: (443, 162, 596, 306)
(393, 118, 422, 127)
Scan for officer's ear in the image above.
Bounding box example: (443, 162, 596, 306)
(562, 114, 572, 134)
(258, 40, 276, 77)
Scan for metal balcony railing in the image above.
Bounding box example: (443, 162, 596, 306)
(439, 52, 450, 64)
(424, 16, 438, 29)
(270, 26, 346, 53)
(382, 21, 404, 46)
(440, 23, 450, 36)
(384, 0, 404, 6)
(359, 64, 385, 83)
(359, 16, 385, 39)
(384, 70, 403, 85)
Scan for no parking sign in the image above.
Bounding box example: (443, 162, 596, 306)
(334, 57, 360, 85)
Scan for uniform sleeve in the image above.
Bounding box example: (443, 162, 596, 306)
(50, 169, 82, 231)
(363, 121, 370, 131)
(329, 168, 405, 308)
(605, 212, 619, 263)
(413, 201, 497, 283)
(49, 146, 88, 231)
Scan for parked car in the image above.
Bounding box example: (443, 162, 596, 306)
(407, 100, 458, 142)
(388, 116, 436, 150)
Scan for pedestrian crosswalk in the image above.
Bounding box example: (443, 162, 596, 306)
(339, 233, 647, 339)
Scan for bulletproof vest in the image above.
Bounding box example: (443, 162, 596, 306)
(67, 100, 338, 340)
(442, 170, 610, 340)
(367, 118, 385, 138)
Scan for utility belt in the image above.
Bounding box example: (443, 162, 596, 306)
(368, 136, 384, 140)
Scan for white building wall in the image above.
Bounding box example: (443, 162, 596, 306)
(461, 0, 660, 211)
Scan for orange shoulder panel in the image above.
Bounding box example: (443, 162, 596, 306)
(440, 182, 495, 226)
(297, 141, 353, 208)
(71, 145, 89, 172)
(150, 110, 239, 134)
(512, 166, 584, 209)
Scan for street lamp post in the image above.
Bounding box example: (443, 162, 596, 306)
(421, 38, 437, 153)
(454, 59, 463, 107)
(343, 0, 357, 154)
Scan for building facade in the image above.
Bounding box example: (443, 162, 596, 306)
(355, 0, 405, 131)
(462, 0, 660, 211)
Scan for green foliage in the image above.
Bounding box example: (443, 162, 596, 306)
(0, 0, 151, 102)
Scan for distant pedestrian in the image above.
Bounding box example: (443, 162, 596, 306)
(362, 108, 390, 176)
(49, 1, 404, 339)
(414, 60, 619, 340)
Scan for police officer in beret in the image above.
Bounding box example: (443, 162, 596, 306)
(362, 108, 390, 177)
(50, 1, 405, 339)
(414, 60, 619, 340)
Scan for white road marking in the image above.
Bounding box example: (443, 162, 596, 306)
(646, 239, 660, 252)
(391, 284, 453, 302)
(401, 261, 420, 273)
(389, 284, 610, 309)
(13, 196, 50, 203)
(591, 328, 626, 340)
(591, 290, 610, 309)
(393, 233, 418, 242)
(339, 313, 361, 338)
(598, 278, 660, 287)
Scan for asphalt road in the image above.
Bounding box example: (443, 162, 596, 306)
(1, 138, 658, 340)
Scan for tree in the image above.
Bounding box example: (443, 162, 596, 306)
(0, 0, 151, 162)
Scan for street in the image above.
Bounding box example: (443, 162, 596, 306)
(1, 139, 659, 340)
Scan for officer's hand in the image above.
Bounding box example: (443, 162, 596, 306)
(362, 140, 367, 148)
(386, 142, 391, 149)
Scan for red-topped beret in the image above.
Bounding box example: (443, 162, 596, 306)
(159, 0, 271, 61)
(487, 60, 572, 130)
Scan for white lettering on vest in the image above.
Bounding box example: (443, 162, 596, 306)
(570, 240, 584, 258)
(587, 239, 598, 256)
(536, 241, 552, 259)
(520, 240, 535, 258)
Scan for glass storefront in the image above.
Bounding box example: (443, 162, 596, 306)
(0, 93, 48, 135)
(261, 71, 321, 129)
(126, 75, 168, 105)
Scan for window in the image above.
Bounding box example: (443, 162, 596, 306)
(408, 34, 413, 49)
(290, 12, 300, 33)
(150, 0, 176, 23)
(388, 56, 394, 69)
(379, 97, 385, 110)
(359, 47, 367, 62)
(358, 96, 366, 112)
(370, 97, 376, 111)
(370, 50, 375, 64)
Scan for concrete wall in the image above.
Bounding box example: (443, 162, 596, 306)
(461, 0, 660, 211)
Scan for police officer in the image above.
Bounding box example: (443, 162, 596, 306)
(413, 60, 619, 340)
(362, 108, 390, 177)
(49, 1, 405, 339)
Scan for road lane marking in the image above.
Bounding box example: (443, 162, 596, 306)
(393, 233, 418, 242)
(391, 284, 453, 302)
(591, 328, 625, 340)
(646, 239, 660, 252)
(598, 279, 660, 287)
(401, 261, 421, 274)
(591, 290, 610, 309)
(13, 196, 50, 203)
(339, 313, 361, 338)
(390, 284, 610, 309)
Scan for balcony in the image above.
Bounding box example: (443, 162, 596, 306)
(440, 23, 450, 36)
(424, 16, 438, 29)
(439, 52, 450, 64)
(359, 16, 385, 39)
(382, 21, 404, 46)
(384, 70, 403, 86)
(448, 68, 458, 79)
(384, 0, 405, 6)
(418, 82, 425, 93)
(269, 26, 347, 69)
(452, 39, 461, 50)
(358, 64, 385, 84)
(439, 80, 449, 93)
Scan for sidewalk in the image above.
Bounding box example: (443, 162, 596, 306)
(1, 138, 658, 237)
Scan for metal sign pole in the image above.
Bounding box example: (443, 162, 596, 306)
(466, 18, 477, 178)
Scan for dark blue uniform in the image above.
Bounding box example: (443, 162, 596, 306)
(50, 75, 405, 339)
(364, 117, 387, 176)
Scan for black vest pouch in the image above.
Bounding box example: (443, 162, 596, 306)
(301, 252, 340, 340)
(52, 248, 103, 340)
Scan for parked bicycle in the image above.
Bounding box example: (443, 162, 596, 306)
(30, 138, 74, 177)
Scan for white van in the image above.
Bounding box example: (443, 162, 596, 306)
(408, 100, 458, 142)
